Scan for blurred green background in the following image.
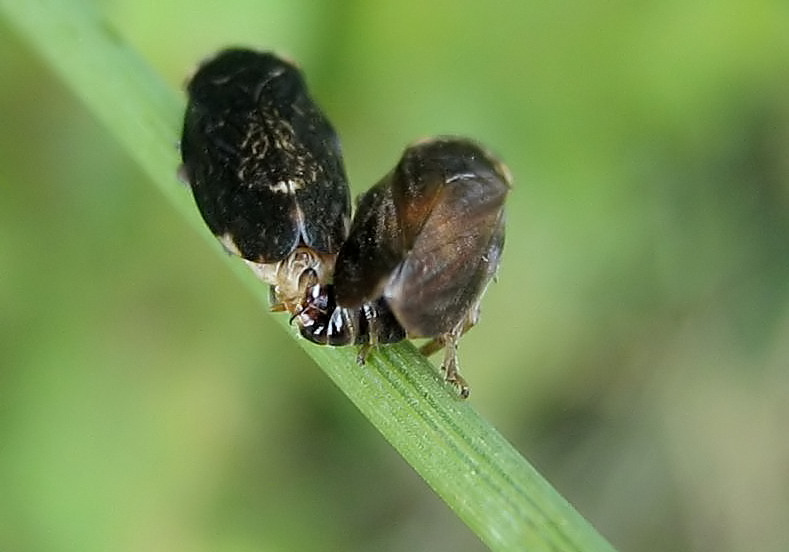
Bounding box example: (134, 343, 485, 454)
(2, 1, 789, 550)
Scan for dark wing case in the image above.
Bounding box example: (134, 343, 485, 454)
(332, 172, 405, 308)
(333, 138, 449, 307)
(180, 49, 350, 263)
(382, 138, 510, 337)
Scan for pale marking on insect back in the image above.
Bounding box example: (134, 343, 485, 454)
(270, 179, 303, 194)
(446, 172, 476, 183)
(218, 232, 242, 256)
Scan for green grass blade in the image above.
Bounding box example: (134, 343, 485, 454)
(0, 1, 617, 550)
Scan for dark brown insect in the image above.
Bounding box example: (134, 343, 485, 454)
(294, 137, 510, 397)
(180, 48, 351, 309)
(179, 50, 510, 397)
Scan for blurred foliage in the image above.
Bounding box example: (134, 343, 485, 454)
(1, 1, 789, 551)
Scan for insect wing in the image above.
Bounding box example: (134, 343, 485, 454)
(181, 49, 350, 263)
(383, 139, 509, 337)
(388, 143, 449, 250)
(332, 141, 450, 308)
(333, 173, 406, 308)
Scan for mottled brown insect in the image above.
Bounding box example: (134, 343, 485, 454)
(295, 137, 510, 397)
(180, 48, 350, 309)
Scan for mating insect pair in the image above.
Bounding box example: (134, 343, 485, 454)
(180, 48, 510, 397)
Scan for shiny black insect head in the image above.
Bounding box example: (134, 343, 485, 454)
(294, 281, 406, 348)
(294, 137, 511, 397)
(180, 48, 351, 306)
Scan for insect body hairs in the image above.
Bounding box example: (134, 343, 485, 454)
(180, 48, 351, 310)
